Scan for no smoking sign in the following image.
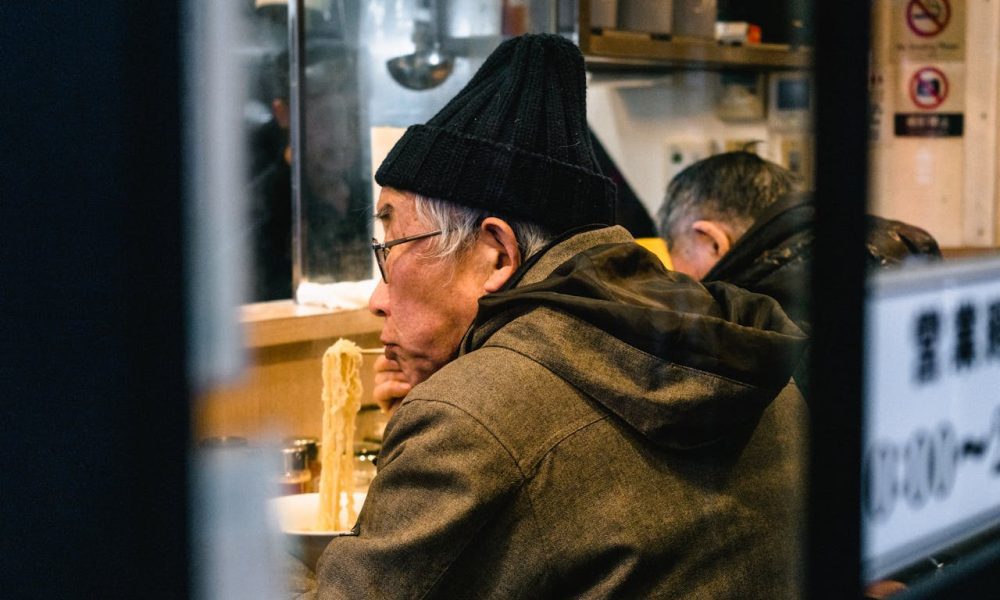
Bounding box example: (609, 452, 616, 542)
(891, 1, 965, 137)
(892, 0, 964, 61)
(909, 67, 948, 109)
(906, 0, 951, 38)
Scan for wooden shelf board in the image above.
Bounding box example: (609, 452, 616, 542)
(583, 30, 812, 72)
(240, 300, 383, 348)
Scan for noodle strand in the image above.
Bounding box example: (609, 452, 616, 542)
(318, 338, 363, 531)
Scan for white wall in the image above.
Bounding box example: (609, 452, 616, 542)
(587, 71, 784, 229)
(869, 0, 1000, 247)
(589, 0, 1000, 248)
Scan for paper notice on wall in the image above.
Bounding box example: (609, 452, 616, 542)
(870, 63, 889, 142)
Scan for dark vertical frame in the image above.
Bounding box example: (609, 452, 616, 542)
(810, 1, 1000, 597)
(808, 1, 868, 598)
(122, 4, 190, 594)
(289, 0, 306, 297)
(0, 2, 189, 597)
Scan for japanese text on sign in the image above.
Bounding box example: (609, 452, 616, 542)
(863, 258, 1000, 581)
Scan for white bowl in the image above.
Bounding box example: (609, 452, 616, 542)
(270, 492, 366, 570)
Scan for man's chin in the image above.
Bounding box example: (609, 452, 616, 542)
(385, 344, 453, 386)
(397, 357, 441, 388)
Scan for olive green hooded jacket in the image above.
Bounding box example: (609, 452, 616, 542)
(315, 226, 808, 599)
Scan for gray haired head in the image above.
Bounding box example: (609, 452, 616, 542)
(657, 151, 800, 247)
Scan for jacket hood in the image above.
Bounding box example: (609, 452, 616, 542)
(703, 194, 815, 329)
(704, 193, 942, 331)
(460, 226, 807, 449)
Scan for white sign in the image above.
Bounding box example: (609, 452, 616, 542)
(863, 257, 1000, 580)
(892, 0, 965, 62)
(896, 61, 965, 113)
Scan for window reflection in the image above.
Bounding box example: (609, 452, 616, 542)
(245, 2, 292, 301)
(247, 47, 292, 301)
(861, 0, 1000, 592)
(299, 42, 372, 286)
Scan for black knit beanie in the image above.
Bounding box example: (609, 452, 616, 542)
(375, 33, 616, 235)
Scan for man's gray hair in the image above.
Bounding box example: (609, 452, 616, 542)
(657, 151, 800, 247)
(412, 194, 553, 262)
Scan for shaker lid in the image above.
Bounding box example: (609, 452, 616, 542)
(284, 436, 319, 460)
(281, 446, 308, 473)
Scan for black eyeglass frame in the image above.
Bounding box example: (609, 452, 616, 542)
(370, 229, 443, 283)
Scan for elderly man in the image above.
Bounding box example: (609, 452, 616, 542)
(312, 34, 808, 598)
(658, 151, 941, 330)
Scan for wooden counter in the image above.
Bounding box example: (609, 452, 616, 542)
(940, 246, 1000, 260)
(196, 247, 1000, 444)
(194, 300, 386, 445)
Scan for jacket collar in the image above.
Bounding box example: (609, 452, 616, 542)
(507, 225, 635, 288)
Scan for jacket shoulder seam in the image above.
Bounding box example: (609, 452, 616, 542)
(474, 343, 612, 473)
(400, 397, 567, 599)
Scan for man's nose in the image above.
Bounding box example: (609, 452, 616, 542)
(369, 278, 389, 317)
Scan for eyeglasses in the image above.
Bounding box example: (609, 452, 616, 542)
(370, 229, 443, 283)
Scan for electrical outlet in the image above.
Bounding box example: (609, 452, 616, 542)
(664, 138, 712, 186)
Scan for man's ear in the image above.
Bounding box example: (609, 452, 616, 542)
(478, 217, 522, 293)
(690, 220, 732, 258)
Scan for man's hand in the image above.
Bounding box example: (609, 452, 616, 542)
(372, 354, 411, 417)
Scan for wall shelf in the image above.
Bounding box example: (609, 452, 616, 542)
(581, 29, 812, 74)
(240, 300, 382, 349)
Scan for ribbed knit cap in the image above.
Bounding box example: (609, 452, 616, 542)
(375, 33, 616, 235)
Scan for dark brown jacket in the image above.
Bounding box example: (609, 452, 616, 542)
(315, 226, 808, 599)
(703, 193, 942, 334)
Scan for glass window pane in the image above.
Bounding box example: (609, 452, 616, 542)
(209, 1, 825, 597)
(862, 0, 1000, 593)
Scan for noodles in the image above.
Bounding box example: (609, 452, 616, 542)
(317, 338, 363, 531)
